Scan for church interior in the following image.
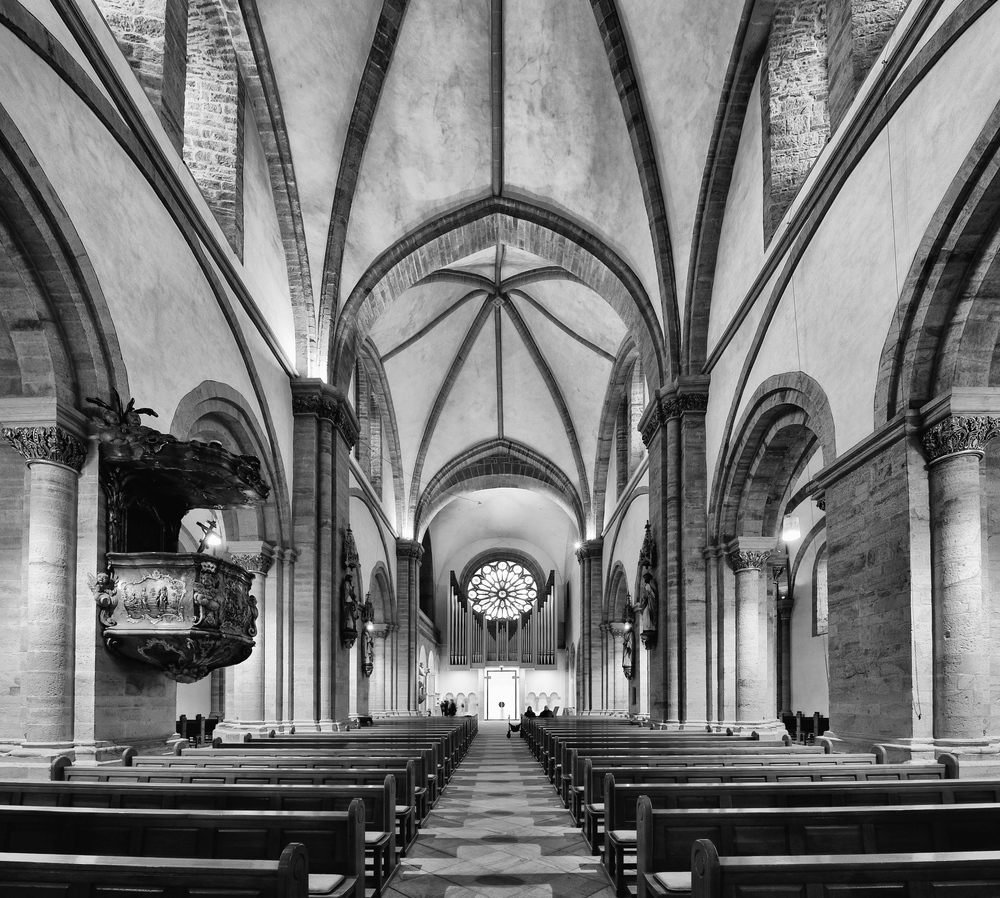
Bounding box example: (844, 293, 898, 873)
(2, 0, 1000, 892)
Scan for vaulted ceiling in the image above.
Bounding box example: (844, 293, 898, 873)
(254, 0, 744, 553)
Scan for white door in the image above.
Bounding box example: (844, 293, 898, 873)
(485, 668, 517, 720)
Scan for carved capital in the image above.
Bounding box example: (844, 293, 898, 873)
(2, 425, 87, 472)
(396, 538, 424, 560)
(575, 538, 603, 563)
(291, 381, 360, 449)
(727, 549, 771, 573)
(662, 392, 709, 420)
(922, 414, 1000, 464)
(370, 624, 392, 640)
(230, 552, 273, 575)
(639, 403, 663, 447)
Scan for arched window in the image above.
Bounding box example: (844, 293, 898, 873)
(467, 559, 538, 620)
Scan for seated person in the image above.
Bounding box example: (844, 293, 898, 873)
(524, 706, 536, 718)
(539, 705, 554, 718)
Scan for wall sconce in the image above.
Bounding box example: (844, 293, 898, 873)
(196, 519, 222, 554)
(361, 591, 375, 677)
(622, 594, 635, 680)
(781, 514, 800, 542)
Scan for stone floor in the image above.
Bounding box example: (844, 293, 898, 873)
(385, 721, 616, 898)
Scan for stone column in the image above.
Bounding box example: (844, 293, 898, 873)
(290, 381, 358, 731)
(230, 547, 273, 728)
(609, 623, 627, 710)
(576, 539, 603, 710)
(368, 625, 391, 712)
(774, 563, 794, 717)
(396, 539, 422, 710)
(727, 540, 775, 724)
(639, 383, 711, 727)
(279, 548, 296, 729)
(2, 426, 87, 747)
(922, 415, 1000, 746)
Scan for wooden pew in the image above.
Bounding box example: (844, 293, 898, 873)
(607, 759, 972, 895)
(569, 749, 879, 826)
(226, 737, 448, 795)
(55, 757, 420, 856)
(0, 803, 364, 898)
(0, 842, 309, 898)
(635, 797, 1000, 898)
(688, 840, 1000, 898)
(2, 776, 396, 896)
(581, 755, 922, 859)
(173, 745, 439, 816)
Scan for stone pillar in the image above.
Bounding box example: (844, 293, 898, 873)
(2, 426, 87, 746)
(290, 381, 358, 731)
(775, 564, 794, 717)
(230, 547, 273, 729)
(609, 623, 627, 710)
(639, 383, 710, 726)
(368, 625, 391, 712)
(921, 415, 1000, 747)
(279, 548, 296, 729)
(576, 539, 603, 710)
(396, 539, 422, 710)
(727, 539, 776, 725)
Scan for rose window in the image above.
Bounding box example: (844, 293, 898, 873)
(467, 560, 537, 620)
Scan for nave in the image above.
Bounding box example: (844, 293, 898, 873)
(391, 721, 611, 898)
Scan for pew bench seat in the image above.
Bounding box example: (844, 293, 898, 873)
(636, 798, 1000, 898)
(0, 843, 310, 898)
(686, 840, 1000, 898)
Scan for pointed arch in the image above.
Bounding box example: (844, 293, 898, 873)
(415, 438, 584, 541)
(326, 196, 668, 392)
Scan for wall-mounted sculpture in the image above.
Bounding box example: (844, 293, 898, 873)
(636, 521, 658, 649)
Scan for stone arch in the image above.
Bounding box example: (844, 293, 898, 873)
(713, 372, 836, 544)
(357, 340, 405, 532)
(0, 105, 127, 408)
(325, 196, 669, 393)
(876, 98, 1000, 419)
(169, 381, 288, 549)
(605, 561, 631, 624)
(368, 560, 395, 625)
(415, 439, 585, 542)
(592, 339, 642, 531)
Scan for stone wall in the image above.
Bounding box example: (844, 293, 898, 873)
(0, 449, 24, 741)
(94, 0, 189, 152)
(184, 0, 244, 258)
(827, 0, 907, 133)
(823, 430, 933, 750)
(760, 0, 830, 246)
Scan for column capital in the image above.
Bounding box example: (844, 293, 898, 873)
(370, 624, 393, 640)
(726, 537, 776, 573)
(2, 425, 87, 472)
(396, 538, 424, 560)
(921, 414, 1000, 465)
(290, 378, 359, 449)
(230, 551, 274, 575)
(638, 380, 710, 447)
(575, 537, 603, 563)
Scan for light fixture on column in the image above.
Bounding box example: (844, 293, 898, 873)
(781, 514, 800, 542)
(361, 591, 375, 677)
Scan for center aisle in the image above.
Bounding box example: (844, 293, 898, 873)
(386, 720, 615, 898)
